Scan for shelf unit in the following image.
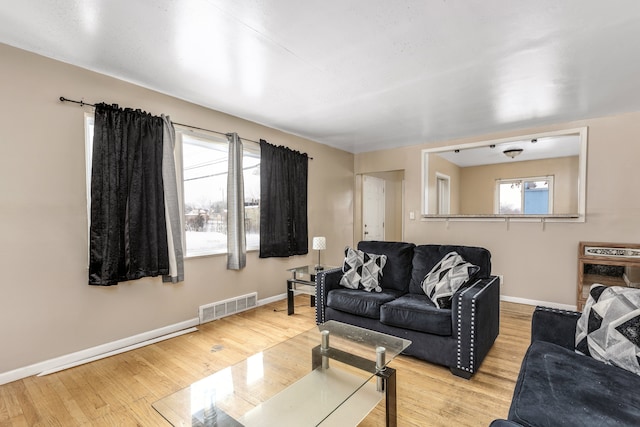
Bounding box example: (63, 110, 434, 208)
(577, 241, 640, 310)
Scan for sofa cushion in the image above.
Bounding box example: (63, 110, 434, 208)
(380, 294, 452, 336)
(409, 245, 491, 294)
(575, 284, 640, 375)
(357, 241, 415, 292)
(421, 251, 480, 309)
(509, 340, 640, 427)
(326, 288, 404, 319)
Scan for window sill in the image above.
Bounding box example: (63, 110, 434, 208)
(420, 214, 583, 223)
(185, 248, 260, 260)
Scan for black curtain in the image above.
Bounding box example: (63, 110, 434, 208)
(259, 140, 308, 258)
(89, 103, 169, 285)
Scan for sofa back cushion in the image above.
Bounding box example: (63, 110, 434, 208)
(357, 241, 415, 292)
(409, 245, 492, 294)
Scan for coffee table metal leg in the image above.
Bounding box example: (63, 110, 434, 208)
(287, 279, 294, 315)
(377, 367, 397, 427)
(311, 337, 398, 426)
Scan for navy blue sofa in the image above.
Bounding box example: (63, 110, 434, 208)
(492, 306, 640, 426)
(315, 241, 500, 378)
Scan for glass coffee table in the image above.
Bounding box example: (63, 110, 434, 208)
(152, 321, 411, 426)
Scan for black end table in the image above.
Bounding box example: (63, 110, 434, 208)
(286, 265, 337, 315)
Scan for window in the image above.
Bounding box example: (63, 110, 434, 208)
(495, 176, 554, 214)
(85, 115, 260, 259)
(180, 130, 260, 257)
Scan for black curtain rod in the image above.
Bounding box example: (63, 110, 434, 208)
(59, 96, 95, 107)
(58, 96, 257, 143)
(59, 96, 313, 159)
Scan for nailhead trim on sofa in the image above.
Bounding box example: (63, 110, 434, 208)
(456, 277, 497, 373)
(535, 306, 581, 316)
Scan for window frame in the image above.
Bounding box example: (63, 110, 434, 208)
(494, 175, 554, 215)
(176, 126, 260, 258)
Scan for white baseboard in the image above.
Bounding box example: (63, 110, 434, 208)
(0, 317, 199, 386)
(501, 295, 577, 312)
(258, 293, 287, 306)
(1, 294, 292, 386)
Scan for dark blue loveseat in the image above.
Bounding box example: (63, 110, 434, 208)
(492, 306, 640, 426)
(315, 241, 500, 378)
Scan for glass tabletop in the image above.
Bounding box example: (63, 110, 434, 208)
(152, 321, 411, 426)
(287, 265, 339, 277)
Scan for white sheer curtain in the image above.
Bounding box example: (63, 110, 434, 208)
(162, 115, 185, 282)
(227, 132, 246, 269)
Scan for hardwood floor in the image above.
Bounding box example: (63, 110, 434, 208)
(0, 298, 534, 426)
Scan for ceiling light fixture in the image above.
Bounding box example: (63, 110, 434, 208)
(503, 148, 523, 159)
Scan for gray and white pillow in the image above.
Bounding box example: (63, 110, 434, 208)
(421, 252, 480, 309)
(575, 284, 640, 375)
(339, 247, 386, 292)
(360, 252, 387, 292)
(339, 247, 363, 289)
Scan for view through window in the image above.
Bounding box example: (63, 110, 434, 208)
(181, 131, 260, 257)
(496, 176, 553, 215)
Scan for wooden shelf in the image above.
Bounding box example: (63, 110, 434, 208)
(577, 241, 640, 310)
(582, 274, 625, 287)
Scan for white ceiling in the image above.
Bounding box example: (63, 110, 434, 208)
(436, 134, 581, 168)
(2, 1, 640, 153)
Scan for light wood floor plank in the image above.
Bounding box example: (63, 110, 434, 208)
(0, 297, 533, 426)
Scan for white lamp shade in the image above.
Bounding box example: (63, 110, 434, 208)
(312, 237, 327, 251)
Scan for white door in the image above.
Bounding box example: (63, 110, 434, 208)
(436, 173, 451, 215)
(363, 175, 385, 241)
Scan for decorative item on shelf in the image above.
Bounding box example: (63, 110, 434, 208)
(312, 237, 326, 271)
(624, 266, 640, 288)
(503, 148, 523, 159)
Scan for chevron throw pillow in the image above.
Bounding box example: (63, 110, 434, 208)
(575, 284, 640, 375)
(339, 247, 363, 289)
(339, 247, 387, 292)
(422, 252, 480, 309)
(360, 251, 387, 292)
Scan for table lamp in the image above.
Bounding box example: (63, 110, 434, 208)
(312, 237, 326, 271)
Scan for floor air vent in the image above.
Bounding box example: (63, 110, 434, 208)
(199, 292, 258, 324)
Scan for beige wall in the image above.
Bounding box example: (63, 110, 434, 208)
(355, 112, 640, 308)
(0, 43, 354, 374)
(459, 156, 579, 214)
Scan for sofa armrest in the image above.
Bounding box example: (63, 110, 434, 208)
(315, 267, 343, 324)
(451, 276, 500, 378)
(489, 420, 524, 427)
(531, 306, 581, 350)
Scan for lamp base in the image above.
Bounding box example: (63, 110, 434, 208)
(315, 264, 324, 271)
